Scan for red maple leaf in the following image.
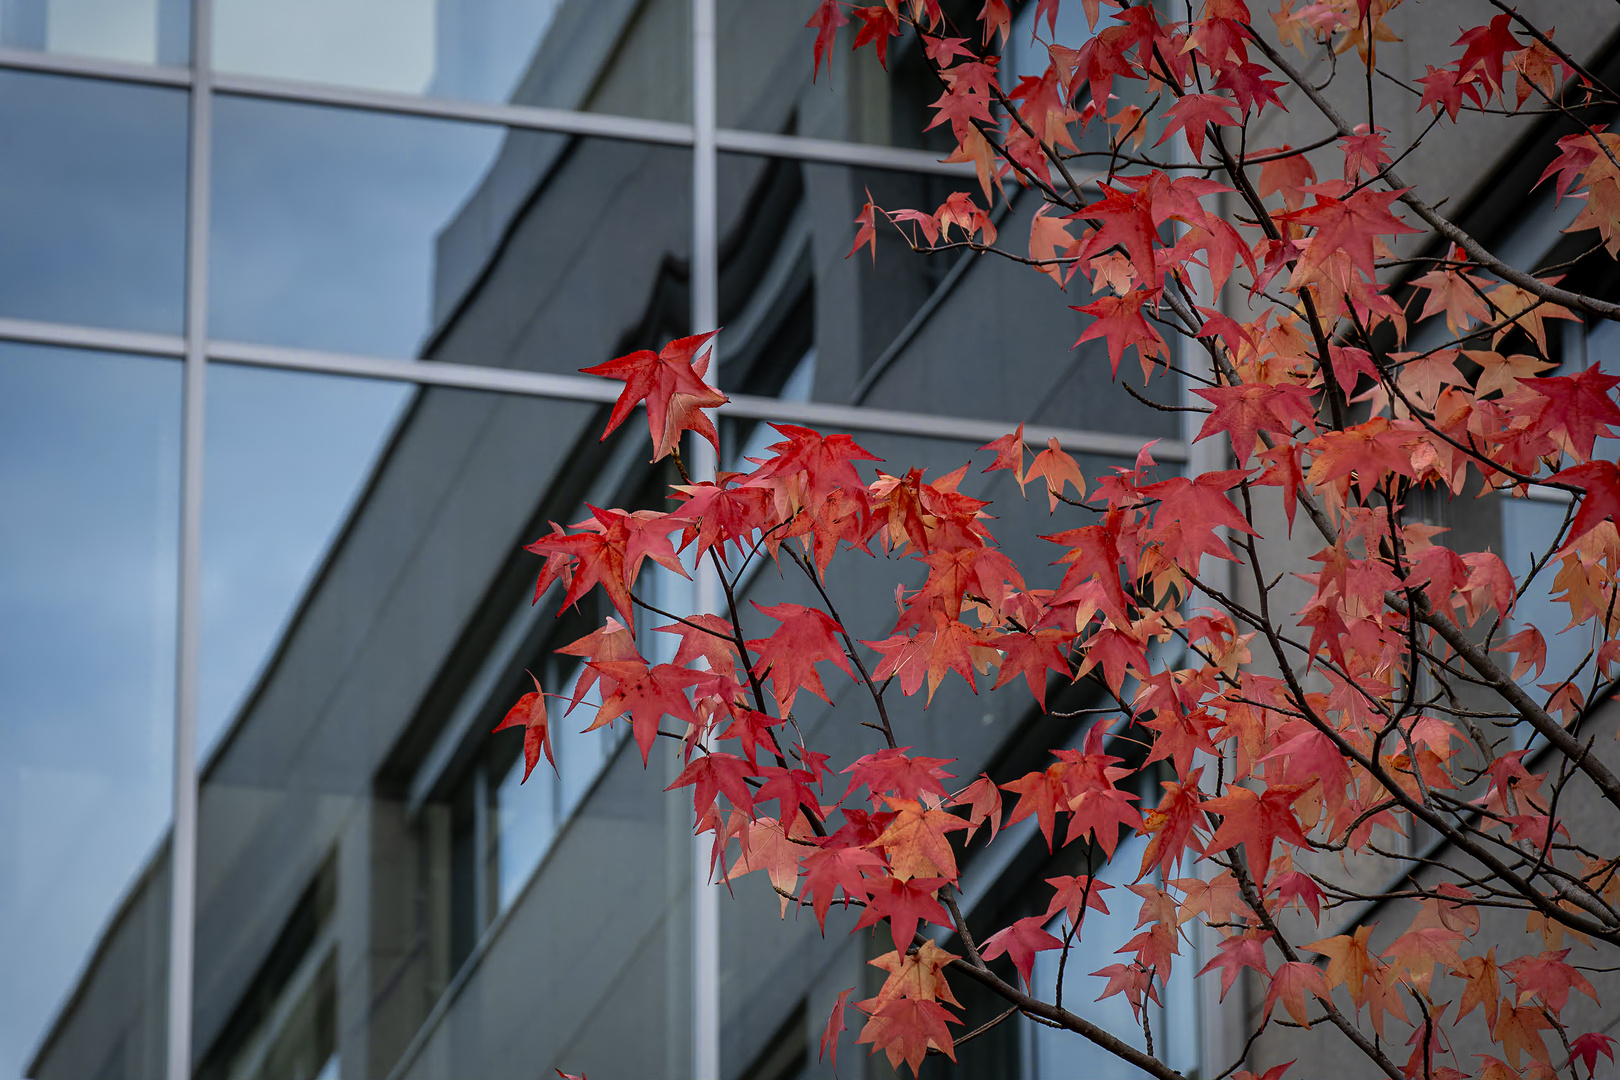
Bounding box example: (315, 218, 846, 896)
(1453, 13, 1522, 92)
(980, 915, 1064, 987)
(1265, 961, 1332, 1026)
(1416, 64, 1485, 120)
(527, 509, 655, 629)
(1140, 469, 1261, 566)
(755, 764, 824, 829)
(1549, 460, 1620, 547)
(1283, 186, 1421, 282)
(1193, 382, 1317, 465)
(588, 659, 704, 764)
(1340, 125, 1392, 182)
(855, 995, 957, 1075)
(1197, 931, 1272, 1000)
(580, 332, 726, 461)
(1024, 437, 1086, 510)
(850, 6, 901, 68)
(712, 705, 784, 767)
(1256, 146, 1318, 211)
(843, 747, 955, 803)
(854, 876, 952, 952)
(820, 987, 853, 1069)
(1077, 184, 1158, 285)
(1002, 766, 1066, 850)
(801, 843, 886, 931)
(806, 0, 849, 82)
(1571, 1032, 1618, 1076)
(667, 751, 756, 819)
(1531, 364, 1620, 461)
(1214, 61, 1286, 115)
(979, 424, 1027, 484)
(754, 424, 883, 510)
(492, 671, 555, 781)
(748, 602, 857, 716)
(1154, 92, 1241, 161)
(921, 34, 973, 67)
(669, 475, 774, 566)
(1090, 962, 1160, 1018)
(1501, 948, 1598, 1014)
(1045, 873, 1114, 924)
(1074, 292, 1168, 378)
(1202, 783, 1311, 877)
(869, 796, 970, 880)
(989, 627, 1073, 707)
(1138, 768, 1207, 879)
(953, 774, 1004, 845)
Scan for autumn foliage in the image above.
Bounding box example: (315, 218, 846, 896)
(503, 2, 1620, 1078)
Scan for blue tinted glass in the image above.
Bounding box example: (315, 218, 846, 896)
(0, 70, 186, 333)
(0, 0, 188, 66)
(714, 152, 1177, 444)
(1502, 496, 1592, 710)
(199, 364, 412, 758)
(1026, 835, 1197, 1080)
(209, 96, 505, 357)
(717, 1, 947, 147)
(212, 0, 686, 117)
(0, 343, 179, 1080)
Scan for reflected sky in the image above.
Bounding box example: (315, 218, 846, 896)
(0, 69, 187, 333)
(0, 344, 180, 1080)
(0, 0, 189, 66)
(1026, 829, 1198, 1080)
(210, 96, 504, 358)
(213, 0, 562, 103)
(200, 365, 413, 759)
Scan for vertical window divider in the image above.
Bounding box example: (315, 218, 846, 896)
(170, 0, 213, 1076)
(690, 1, 721, 1076)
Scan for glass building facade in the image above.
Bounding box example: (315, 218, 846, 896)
(1, 4, 1190, 1077)
(14, 2, 1601, 1078)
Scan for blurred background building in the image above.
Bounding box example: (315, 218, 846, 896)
(8, 1, 1620, 1078)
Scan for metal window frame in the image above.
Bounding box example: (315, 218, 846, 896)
(0, 43, 974, 177)
(167, 0, 212, 1073)
(0, 9, 1185, 1080)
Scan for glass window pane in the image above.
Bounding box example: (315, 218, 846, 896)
(718, 0, 1115, 148)
(0, 0, 188, 66)
(212, 0, 688, 119)
(716, 153, 1177, 444)
(209, 97, 505, 357)
(0, 343, 179, 1080)
(212, 101, 695, 363)
(0, 70, 187, 333)
(717, 429, 1159, 1076)
(495, 747, 554, 912)
(1026, 829, 1197, 1080)
(718, 0, 949, 149)
(193, 386, 693, 1079)
(199, 364, 413, 759)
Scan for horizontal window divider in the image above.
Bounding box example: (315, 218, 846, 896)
(1525, 482, 1576, 504)
(728, 396, 1186, 460)
(207, 338, 1182, 461)
(207, 338, 626, 401)
(0, 46, 191, 87)
(0, 315, 185, 357)
(0, 323, 1181, 462)
(0, 49, 1040, 177)
(714, 129, 974, 177)
(210, 72, 698, 145)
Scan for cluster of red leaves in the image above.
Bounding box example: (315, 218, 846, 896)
(500, 2, 1620, 1078)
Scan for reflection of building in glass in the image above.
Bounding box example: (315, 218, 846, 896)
(8, 2, 1620, 1080)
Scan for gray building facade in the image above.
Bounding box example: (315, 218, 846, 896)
(11, 2, 1620, 1079)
